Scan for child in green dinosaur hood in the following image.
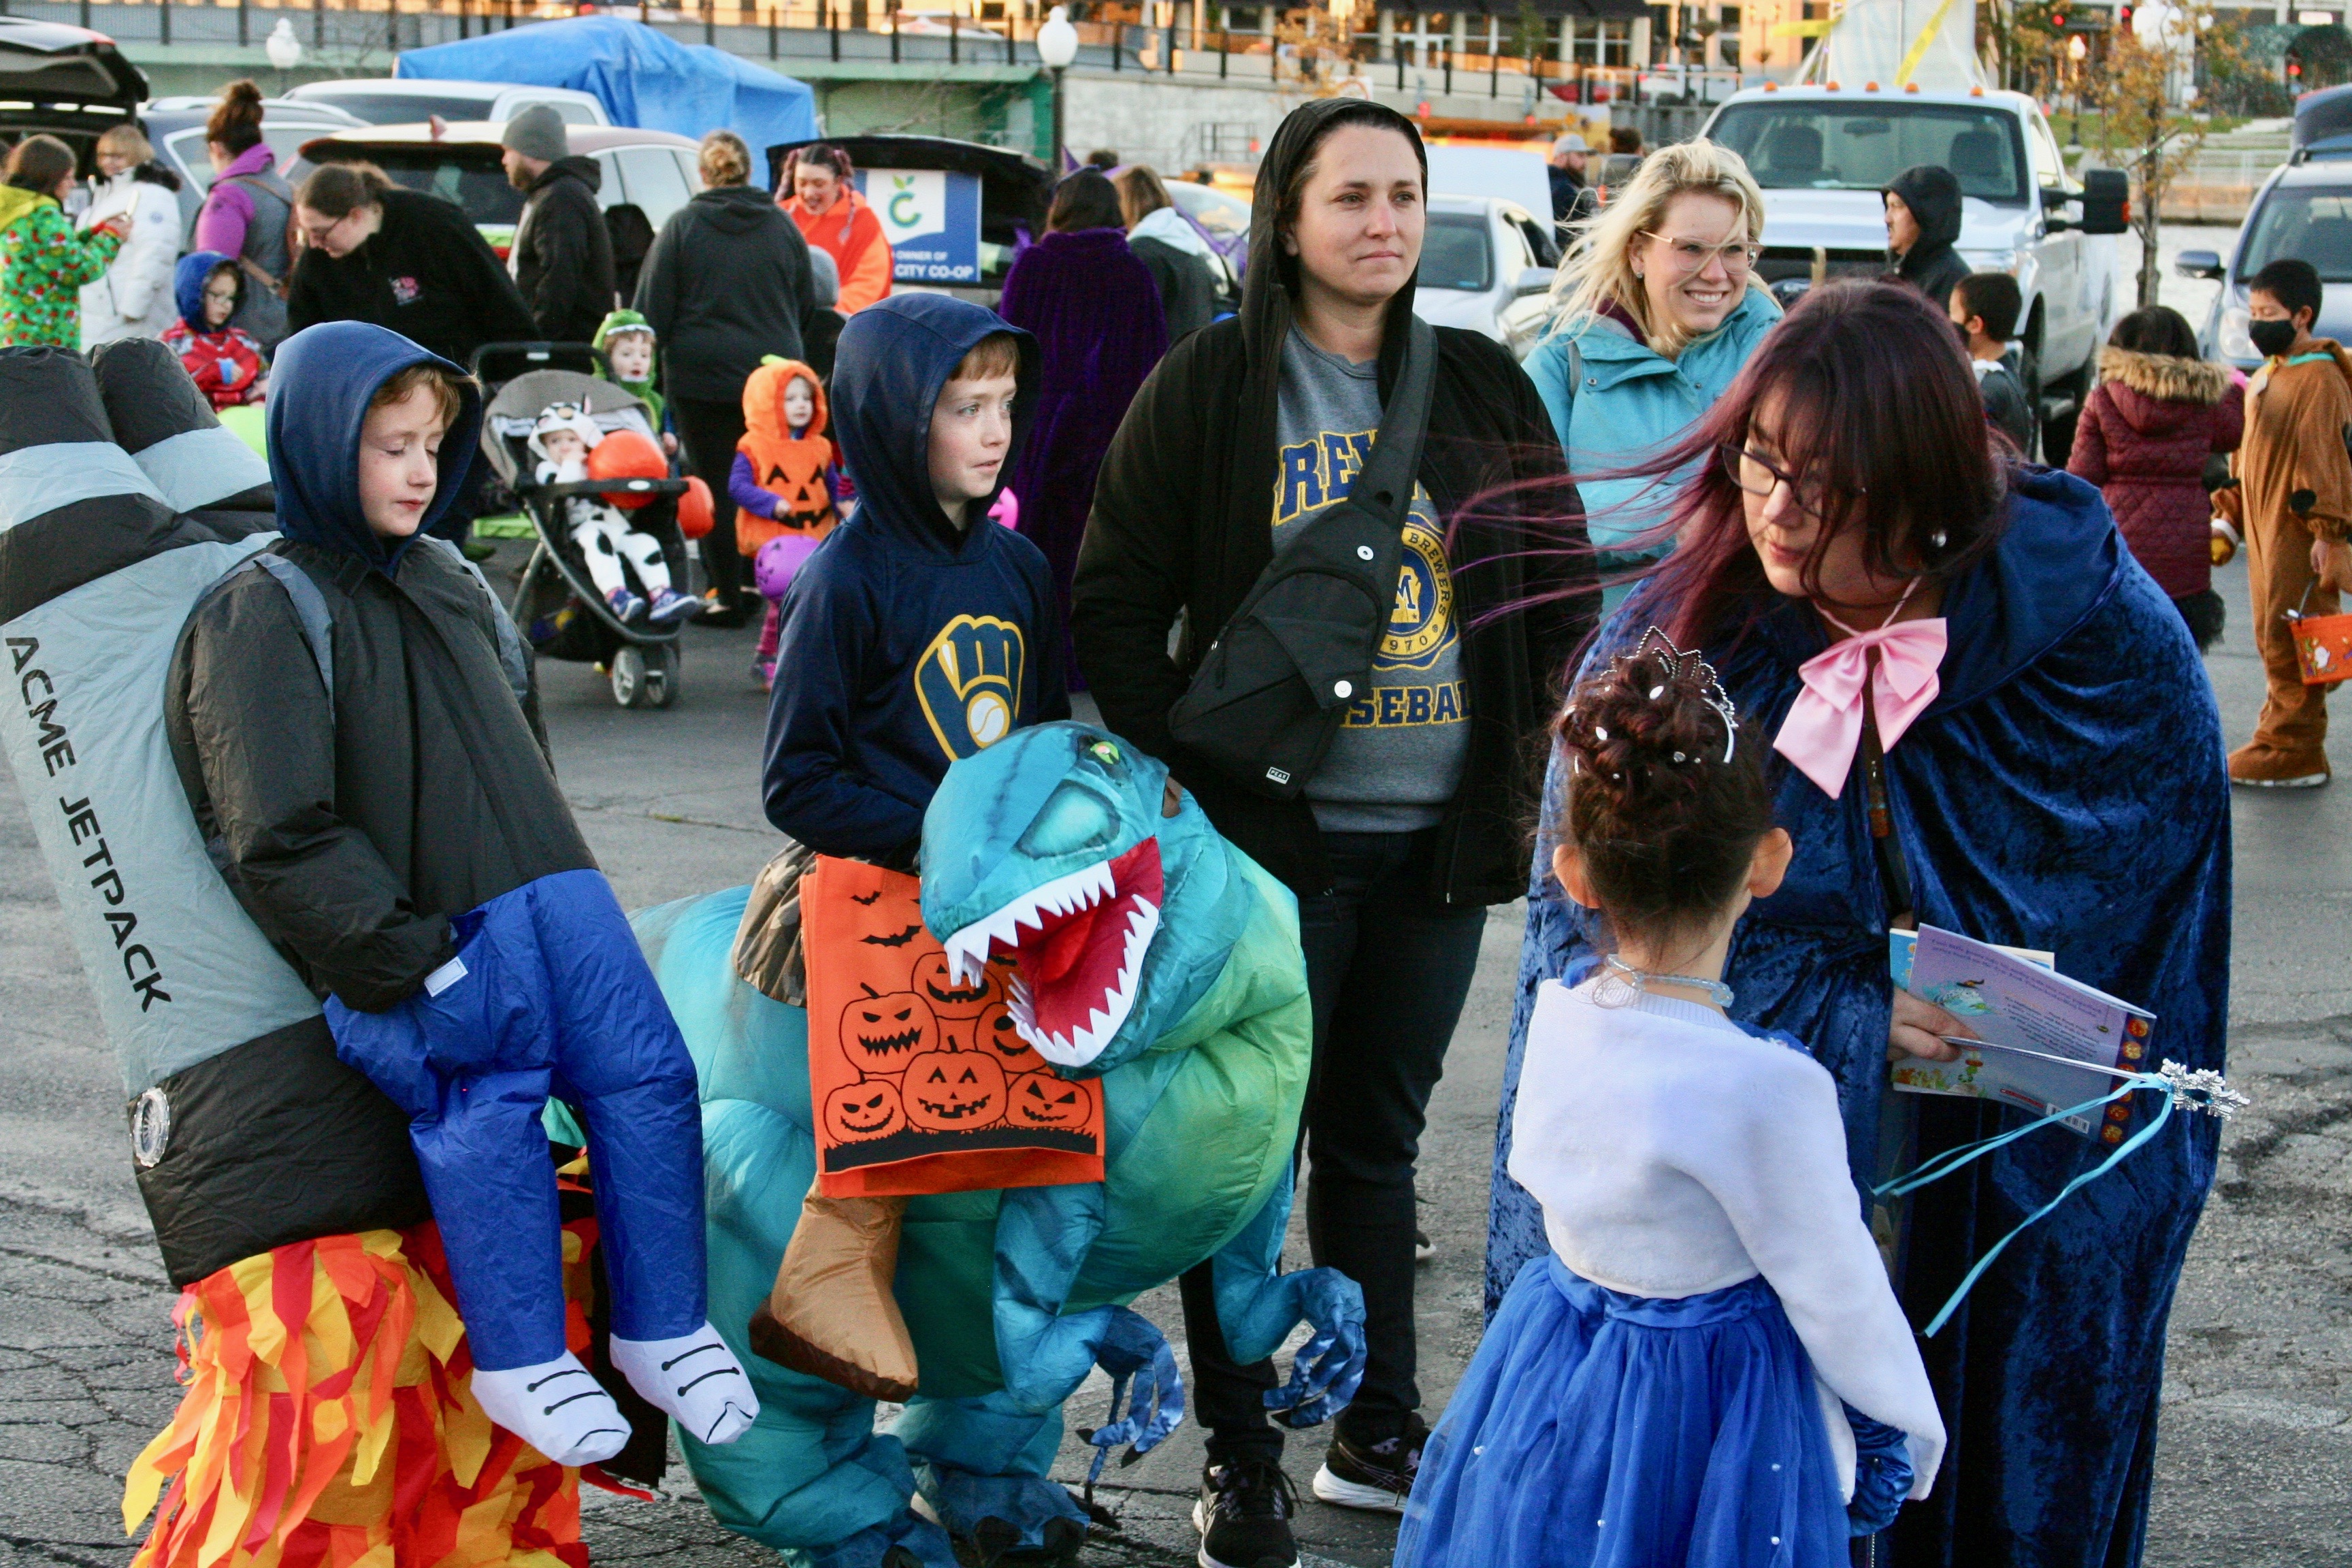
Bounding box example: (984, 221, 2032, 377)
(594, 307, 674, 453)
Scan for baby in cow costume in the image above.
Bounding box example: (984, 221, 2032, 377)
(529, 401, 698, 625)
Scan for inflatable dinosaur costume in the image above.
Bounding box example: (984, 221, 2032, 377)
(633, 721, 1365, 1568)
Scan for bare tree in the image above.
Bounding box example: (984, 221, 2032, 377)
(2084, 2, 2238, 307)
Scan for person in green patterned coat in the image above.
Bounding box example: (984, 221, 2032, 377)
(632, 721, 1366, 1568)
(0, 135, 125, 348)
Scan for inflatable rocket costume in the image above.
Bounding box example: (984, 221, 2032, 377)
(0, 328, 749, 1567)
(638, 721, 1367, 1568)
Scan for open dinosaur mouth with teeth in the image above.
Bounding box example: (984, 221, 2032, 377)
(941, 839, 1163, 1068)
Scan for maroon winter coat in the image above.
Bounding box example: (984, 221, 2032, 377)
(2068, 345, 2243, 599)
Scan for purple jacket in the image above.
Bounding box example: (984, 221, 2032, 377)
(996, 225, 1167, 673)
(194, 143, 279, 259)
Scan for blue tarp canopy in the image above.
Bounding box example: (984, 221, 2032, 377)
(399, 16, 816, 156)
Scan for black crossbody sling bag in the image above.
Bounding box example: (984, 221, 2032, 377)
(1166, 316, 1437, 801)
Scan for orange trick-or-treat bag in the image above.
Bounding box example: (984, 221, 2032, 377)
(801, 855, 1106, 1198)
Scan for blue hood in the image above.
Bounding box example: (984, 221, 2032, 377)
(267, 322, 484, 574)
(829, 293, 1039, 558)
(174, 250, 235, 336)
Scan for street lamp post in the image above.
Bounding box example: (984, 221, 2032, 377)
(1037, 5, 1078, 172)
(265, 17, 305, 95)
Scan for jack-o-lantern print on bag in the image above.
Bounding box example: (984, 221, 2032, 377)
(802, 854, 1103, 1198)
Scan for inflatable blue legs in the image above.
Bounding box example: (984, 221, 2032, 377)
(325, 867, 706, 1371)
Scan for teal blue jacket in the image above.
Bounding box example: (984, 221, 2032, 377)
(1525, 287, 1779, 602)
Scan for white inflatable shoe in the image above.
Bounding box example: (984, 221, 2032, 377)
(470, 1354, 632, 1466)
(610, 1323, 759, 1445)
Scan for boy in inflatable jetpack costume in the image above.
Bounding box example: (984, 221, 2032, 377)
(0, 327, 754, 1568)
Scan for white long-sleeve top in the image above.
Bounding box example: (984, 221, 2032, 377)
(1509, 978, 1947, 1500)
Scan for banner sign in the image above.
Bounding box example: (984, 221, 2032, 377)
(856, 167, 985, 286)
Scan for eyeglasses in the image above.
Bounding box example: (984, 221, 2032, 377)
(1642, 232, 1763, 277)
(1718, 445, 1863, 519)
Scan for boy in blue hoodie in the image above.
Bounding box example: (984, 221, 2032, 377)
(168, 322, 755, 1479)
(763, 293, 1068, 863)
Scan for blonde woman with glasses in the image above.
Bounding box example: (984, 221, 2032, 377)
(1528, 139, 1778, 610)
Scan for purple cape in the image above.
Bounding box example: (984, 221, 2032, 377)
(998, 226, 1169, 685)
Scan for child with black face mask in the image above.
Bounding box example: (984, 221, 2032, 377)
(2213, 257, 2352, 787)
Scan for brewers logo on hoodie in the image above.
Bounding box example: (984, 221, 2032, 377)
(762, 294, 1070, 860)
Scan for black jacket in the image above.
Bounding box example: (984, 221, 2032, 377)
(168, 325, 595, 1015)
(1130, 233, 1219, 340)
(1073, 99, 1594, 907)
(286, 188, 539, 372)
(1977, 359, 2036, 453)
(513, 155, 617, 346)
(1885, 164, 1972, 308)
(634, 184, 817, 403)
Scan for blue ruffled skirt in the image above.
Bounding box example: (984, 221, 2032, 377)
(1396, 1256, 1848, 1568)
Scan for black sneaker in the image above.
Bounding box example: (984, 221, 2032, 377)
(1311, 1415, 1427, 1514)
(1192, 1457, 1298, 1568)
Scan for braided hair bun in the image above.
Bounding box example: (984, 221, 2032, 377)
(1555, 632, 1776, 946)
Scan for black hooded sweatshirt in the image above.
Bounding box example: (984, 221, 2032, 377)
(512, 154, 618, 346)
(1884, 164, 1972, 310)
(1073, 99, 1594, 907)
(634, 184, 817, 403)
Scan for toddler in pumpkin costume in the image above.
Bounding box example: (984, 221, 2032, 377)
(734, 356, 843, 686)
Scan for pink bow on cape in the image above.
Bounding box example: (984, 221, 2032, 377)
(1771, 618, 1948, 798)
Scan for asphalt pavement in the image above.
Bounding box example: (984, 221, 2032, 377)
(7, 231, 2352, 1567)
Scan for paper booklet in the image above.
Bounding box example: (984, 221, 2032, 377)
(1889, 926, 2158, 1141)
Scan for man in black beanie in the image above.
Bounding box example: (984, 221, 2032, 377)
(502, 102, 616, 344)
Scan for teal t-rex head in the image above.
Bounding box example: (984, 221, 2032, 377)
(920, 722, 1251, 1077)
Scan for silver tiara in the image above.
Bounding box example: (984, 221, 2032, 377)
(1594, 627, 1739, 766)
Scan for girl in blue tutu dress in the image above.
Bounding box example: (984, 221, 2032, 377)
(1398, 632, 1946, 1568)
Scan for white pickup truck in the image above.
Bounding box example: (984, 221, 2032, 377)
(1699, 84, 2129, 459)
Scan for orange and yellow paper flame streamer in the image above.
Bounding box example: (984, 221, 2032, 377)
(124, 1226, 587, 1568)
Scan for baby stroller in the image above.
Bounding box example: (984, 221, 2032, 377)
(476, 342, 694, 709)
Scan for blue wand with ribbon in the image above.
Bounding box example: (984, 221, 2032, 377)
(1877, 1043, 2247, 1337)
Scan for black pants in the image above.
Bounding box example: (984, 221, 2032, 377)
(672, 391, 752, 610)
(1179, 828, 1486, 1462)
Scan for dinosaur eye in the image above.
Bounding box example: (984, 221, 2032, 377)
(1088, 739, 1122, 766)
(1015, 779, 1116, 860)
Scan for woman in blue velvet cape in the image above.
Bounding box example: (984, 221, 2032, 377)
(1485, 291, 2230, 1566)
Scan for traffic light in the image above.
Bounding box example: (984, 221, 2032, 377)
(2117, 3, 2132, 29)
(2051, 7, 2066, 27)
